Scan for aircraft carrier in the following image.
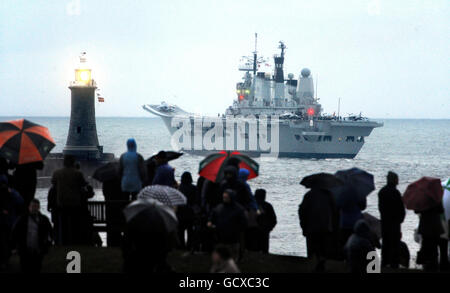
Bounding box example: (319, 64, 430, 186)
(144, 37, 383, 158)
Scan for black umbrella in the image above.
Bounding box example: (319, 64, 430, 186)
(92, 161, 119, 182)
(145, 151, 183, 164)
(300, 172, 344, 189)
(122, 198, 179, 271)
(144, 151, 183, 186)
(334, 167, 375, 200)
(123, 198, 178, 233)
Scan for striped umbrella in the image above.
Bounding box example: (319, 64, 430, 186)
(198, 150, 259, 183)
(0, 119, 55, 165)
(138, 185, 186, 207)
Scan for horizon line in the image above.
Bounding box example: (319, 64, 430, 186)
(0, 115, 449, 120)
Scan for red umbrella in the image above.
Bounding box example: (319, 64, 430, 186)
(402, 177, 443, 212)
(198, 151, 259, 183)
(0, 119, 55, 165)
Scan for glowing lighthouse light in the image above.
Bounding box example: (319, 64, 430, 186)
(74, 52, 93, 85)
(307, 107, 315, 116)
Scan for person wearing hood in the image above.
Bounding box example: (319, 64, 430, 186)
(378, 171, 405, 268)
(299, 187, 338, 271)
(176, 172, 199, 250)
(238, 168, 259, 251)
(152, 151, 176, 187)
(207, 189, 247, 261)
(344, 219, 375, 273)
(12, 199, 52, 273)
(219, 166, 253, 211)
(238, 168, 258, 211)
(119, 138, 146, 200)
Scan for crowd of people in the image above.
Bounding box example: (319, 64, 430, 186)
(299, 171, 449, 273)
(0, 138, 449, 274)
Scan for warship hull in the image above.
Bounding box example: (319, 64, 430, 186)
(143, 104, 382, 159)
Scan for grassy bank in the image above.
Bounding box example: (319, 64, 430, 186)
(3, 246, 420, 273)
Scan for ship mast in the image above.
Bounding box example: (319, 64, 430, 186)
(253, 33, 258, 75)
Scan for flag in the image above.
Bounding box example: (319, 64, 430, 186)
(98, 97, 104, 102)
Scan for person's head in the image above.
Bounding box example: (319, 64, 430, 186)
(181, 171, 193, 185)
(353, 219, 371, 239)
(29, 198, 40, 215)
(255, 189, 266, 202)
(223, 189, 235, 204)
(212, 244, 232, 264)
(226, 157, 241, 169)
(238, 168, 250, 182)
(223, 165, 238, 181)
(127, 138, 137, 152)
(63, 154, 76, 168)
(387, 171, 398, 186)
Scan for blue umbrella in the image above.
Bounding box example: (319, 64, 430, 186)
(334, 167, 375, 200)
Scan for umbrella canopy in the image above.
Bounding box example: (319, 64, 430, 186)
(198, 150, 259, 183)
(146, 151, 183, 164)
(92, 161, 120, 182)
(123, 198, 178, 236)
(403, 176, 443, 212)
(334, 167, 375, 199)
(137, 185, 186, 207)
(0, 119, 55, 165)
(362, 212, 381, 240)
(300, 172, 344, 189)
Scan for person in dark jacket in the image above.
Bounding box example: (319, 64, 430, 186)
(207, 189, 247, 261)
(199, 178, 220, 252)
(12, 199, 52, 273)
(0, 175, 24, 269)
(152, 151, 176, 187)
(176, 172, 199, 250)
(238, 169, 258, 211)
(238, 168, 259, 251)
(417, 203, 445, 271)
(344, 219, 375, 274)
(299, 187, 338, 271)
(51, 155, 87, 245)
(218, 166, 252, 211)
(254, 189, 277, 253)
(119, 138, 146, 200)
(336, 186, 367, 252)
(11, 161, 43, 210)
(378, 171, 405, 268)
(103, 174, 129, 247)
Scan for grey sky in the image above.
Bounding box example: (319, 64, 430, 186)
(0, 0, 448, 118)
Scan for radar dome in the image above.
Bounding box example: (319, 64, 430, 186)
(301, 68, 311, 77)
(288, 73, 294, 79)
